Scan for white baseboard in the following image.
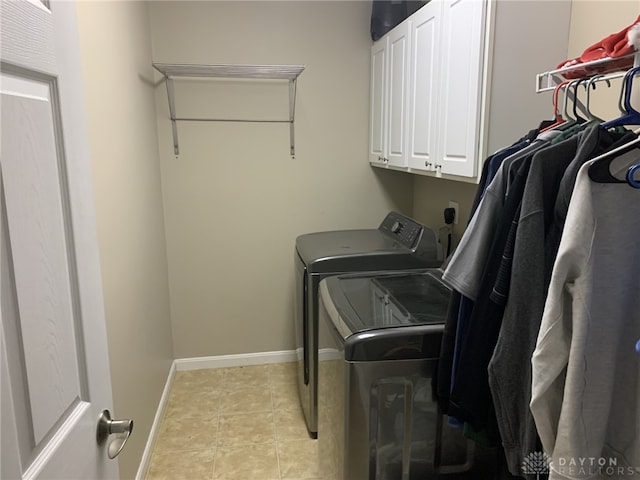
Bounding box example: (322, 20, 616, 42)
(174, 349, 298, 371)
(319, 347, 343, 361)
(135, 361, 176, 480)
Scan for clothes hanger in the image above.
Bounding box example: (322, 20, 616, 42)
(588, 126, 640, 183)
(625, 113, 640, 188)
(627, 163, 640, 188)
(553, 79, 588, 132)
(616, 69, 635, 115)
(549, 78, 599, 142)
(540, 80, 571, 132)
(556, 79, 581, 132)
(563, 80, 577, 123)
(600, 66, 640, 129)
(584, 74, 610, 122)
(570, 77, 590, 124)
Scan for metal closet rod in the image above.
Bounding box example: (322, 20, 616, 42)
(174, 118, 292, 123)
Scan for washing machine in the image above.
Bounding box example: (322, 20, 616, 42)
(294, 211, 442, 437)
(317, 270, 500, 479)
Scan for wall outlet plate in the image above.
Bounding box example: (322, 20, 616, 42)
(448, 201, 459, 225)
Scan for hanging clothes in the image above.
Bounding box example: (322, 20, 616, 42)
(441, 129, 564, 429)
(436, 133, 536, 416)
(438, 121, 639, 479)
(441, 129, 561, 302)
(436, 37, 640, 477)
(487, 125, 636, 475)
(530, 152, 640, 480)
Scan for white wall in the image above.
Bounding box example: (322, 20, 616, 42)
(75, 2, 174, 478)
(149, 1, 413, 358)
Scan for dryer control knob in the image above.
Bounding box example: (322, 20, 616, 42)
(391, 221, 403, 234)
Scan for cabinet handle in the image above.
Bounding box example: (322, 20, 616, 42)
(435, 163, 442, 169)
(425, 161, 432, 168)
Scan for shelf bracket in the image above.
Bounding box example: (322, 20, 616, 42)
(152, 63, 305, 158)
(164, 76, 179, 156)
(289, 78, 297, 157)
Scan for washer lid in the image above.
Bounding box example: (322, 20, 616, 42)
(326, 270, 451, 330)
(296, 229, 407, 262)
(295, 212, 443, 273)
(320, 270, 451, 361)
(295, 229, 436, 274)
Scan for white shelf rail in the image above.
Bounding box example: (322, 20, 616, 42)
(535, 52, 639, 93)
(153, 63, 305, 157)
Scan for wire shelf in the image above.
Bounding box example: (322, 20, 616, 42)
(152, 63, 305, 80)
(153, 63, 305, 156)
(536, 52, 638, 92)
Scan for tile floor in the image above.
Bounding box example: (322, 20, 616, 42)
(145, 362, 324, 480)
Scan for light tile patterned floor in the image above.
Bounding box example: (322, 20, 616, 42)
(145, 363, 324, 480)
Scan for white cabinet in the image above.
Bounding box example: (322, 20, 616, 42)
(437, 0, 485, 177)
(369, 38, 387, 166)
(407, 0, 442, 172)
(374, 0, 485, 176)
(368, 19, 411, 167)
(370, 0, 572, 182)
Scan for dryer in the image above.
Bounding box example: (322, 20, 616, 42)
(294, 211, 442, 437)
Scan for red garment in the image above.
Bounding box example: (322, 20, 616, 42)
(580, 14, 639, 61)
(556, 14, 639, 79)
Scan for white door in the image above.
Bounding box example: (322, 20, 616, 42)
(1, 0, 123, 478)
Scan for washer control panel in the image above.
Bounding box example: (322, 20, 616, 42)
(378, 212, 424, 248)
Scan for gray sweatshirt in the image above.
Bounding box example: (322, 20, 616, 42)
(530, 157, 640, 480)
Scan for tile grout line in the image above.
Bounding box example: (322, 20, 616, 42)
(271, 378, 284, 480)
(210, 367, 230, 480)
(210, 381, 221, 480)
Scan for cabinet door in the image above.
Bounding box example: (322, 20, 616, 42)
(407, 0, 442, 171)
(438, 0, 486, 177)
(386, 21, 411, 167)
(369, 37, 388, 165)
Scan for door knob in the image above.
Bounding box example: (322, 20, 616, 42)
(96, 409, 133, 459)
